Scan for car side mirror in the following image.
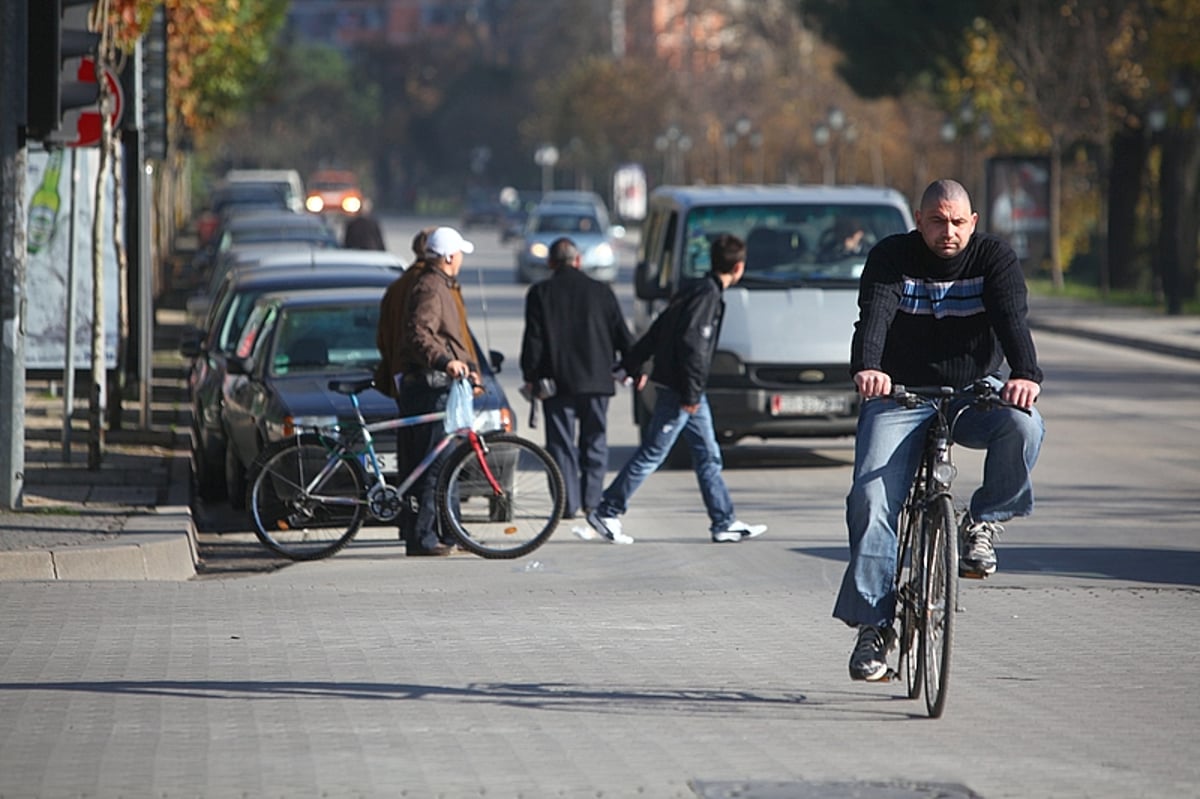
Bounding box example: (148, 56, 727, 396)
(634, 259, 669, 301)
(179, 328, 204, 359)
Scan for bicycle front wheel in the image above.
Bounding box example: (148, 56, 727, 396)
(437, 433, 565, 559)
(921, 494, 958, 718)
(248, 434, 368, 561)
(895, 495, 924, 701)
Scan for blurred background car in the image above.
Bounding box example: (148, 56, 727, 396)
(220, 286, 516, 507)
(461, 186, 505, 229)
(185, 210, 340, 323)
(180, 254, 405, 502)
(305, 169, 365, 216)
(514, 199, 624, 283)
(223, 168, 306, 213)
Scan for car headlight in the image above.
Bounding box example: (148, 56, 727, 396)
(271, 414, 339, 439)
(341, 196, 362, 214)
(305, 196, 325, 213)
(529, 242, 549, 259)
(586, 242, 615, 265)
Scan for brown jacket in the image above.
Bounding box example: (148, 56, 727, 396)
(395, 265, 478, 379)
(375, 262, 426, 396)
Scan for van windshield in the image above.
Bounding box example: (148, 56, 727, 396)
(682, 203, 910, 286)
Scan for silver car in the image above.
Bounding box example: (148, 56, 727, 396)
(514, 201, 623, 283)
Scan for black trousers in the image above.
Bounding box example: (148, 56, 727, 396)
(395, 381, 451, 552)
(542, 393, 610, 518)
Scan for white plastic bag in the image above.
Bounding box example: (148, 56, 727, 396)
(444, 377, 475, 433)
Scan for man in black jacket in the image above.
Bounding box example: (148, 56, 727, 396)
(520, 238, 635, 525)
(584, 233, 767, 545)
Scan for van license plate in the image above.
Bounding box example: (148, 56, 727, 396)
(770, 394, 850, 416)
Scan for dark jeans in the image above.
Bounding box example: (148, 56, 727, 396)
(542, 393, 610, 518)
(395, 381, 451, 553)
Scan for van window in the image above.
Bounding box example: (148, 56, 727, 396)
(681, 203, 910, 286)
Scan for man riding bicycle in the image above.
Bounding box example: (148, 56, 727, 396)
(833, 179, 1046, 682)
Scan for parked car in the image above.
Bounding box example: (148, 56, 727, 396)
(631, 184, 915, 452)
(305, 169, 365, 216)
(193, 181, 293, 251)
(514, 200, 624, 283)
(191, 209, 338, 277)
(180, 256, 407, 502)
(220, 286, 516, 507)
(224, 168, 306, 213)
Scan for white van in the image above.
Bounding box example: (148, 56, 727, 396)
(224, 169, 306, 214)
(632, 185, 915, 445)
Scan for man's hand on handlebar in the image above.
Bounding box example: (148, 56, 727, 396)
(854, 369, 892, 399)
(1001, 378, 1040, 410)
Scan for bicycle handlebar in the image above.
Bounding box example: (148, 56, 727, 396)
(891, 380, 1032, 415)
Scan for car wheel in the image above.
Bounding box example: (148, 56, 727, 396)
(225, 438, 247, 510)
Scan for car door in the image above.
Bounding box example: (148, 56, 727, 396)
(222, 301, 279, 468)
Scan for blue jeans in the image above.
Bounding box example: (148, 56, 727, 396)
(595, 386, 735, 533)
(832, 386, 1045, 627)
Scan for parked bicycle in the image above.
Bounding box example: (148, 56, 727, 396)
(888, 380, 1031, 718)
(246, 376, 565, 561)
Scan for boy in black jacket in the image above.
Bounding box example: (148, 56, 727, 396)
(585, 234, 767, 545)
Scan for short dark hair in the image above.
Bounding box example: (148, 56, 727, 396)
(548, 237, 579, 269)
(920, 179, 972, 213)
(709, 233, 746, 274)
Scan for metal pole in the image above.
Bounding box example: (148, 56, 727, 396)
(0, 0, 29, 508)
(62, 147, 79, 460)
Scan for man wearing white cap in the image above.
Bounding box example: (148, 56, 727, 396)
(392, 226, 480, 556)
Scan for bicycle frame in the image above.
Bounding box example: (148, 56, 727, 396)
(287, 381, 505, 517)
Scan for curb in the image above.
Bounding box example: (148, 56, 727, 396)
(1029, 318, 1200, 361)
(0, 437, 198, 583)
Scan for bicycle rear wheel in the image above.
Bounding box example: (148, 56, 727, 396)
(921, 494, 958, 717)
(437, 433, 565, 559)
(895, 493, 924, 700)
(248, 434, 368, 560)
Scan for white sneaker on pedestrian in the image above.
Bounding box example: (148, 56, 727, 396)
(571, 524, 598, 541)
(586, 509, 634, 544)
(712, 520, 767, 543)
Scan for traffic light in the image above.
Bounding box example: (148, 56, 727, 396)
(26, 0, 101, 142)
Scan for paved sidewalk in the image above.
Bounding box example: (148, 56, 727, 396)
(0, 295, 1195, 581)
(0, 308, 197, 580)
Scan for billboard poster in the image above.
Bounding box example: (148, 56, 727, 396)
(612, 163, 647, 222)
(24, 147, 119, 371)
(984, 155, 1051, 272)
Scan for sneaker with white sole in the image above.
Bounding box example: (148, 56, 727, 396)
(960, 516, 1001, 578)
(571, 524, 598, 541)
(711, 520, 767, 543)
(585, 509, 634, 544)
(849, 624, 895, 681)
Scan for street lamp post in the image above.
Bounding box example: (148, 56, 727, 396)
(534, 144, 559, 193)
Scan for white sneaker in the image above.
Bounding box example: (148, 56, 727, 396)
(586, 510, 634, 544)
(571, 524, 598, 541)
(712, 520, 767, 543)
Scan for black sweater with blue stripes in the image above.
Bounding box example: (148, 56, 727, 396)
(850, 230, 1043, 388)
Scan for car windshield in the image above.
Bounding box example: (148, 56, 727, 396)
(534, 212, 601, 234)
(270, 305, 381, 376)
(681, 203, 910, 286)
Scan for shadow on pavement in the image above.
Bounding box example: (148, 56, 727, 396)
(793, 545, 1200, 587)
